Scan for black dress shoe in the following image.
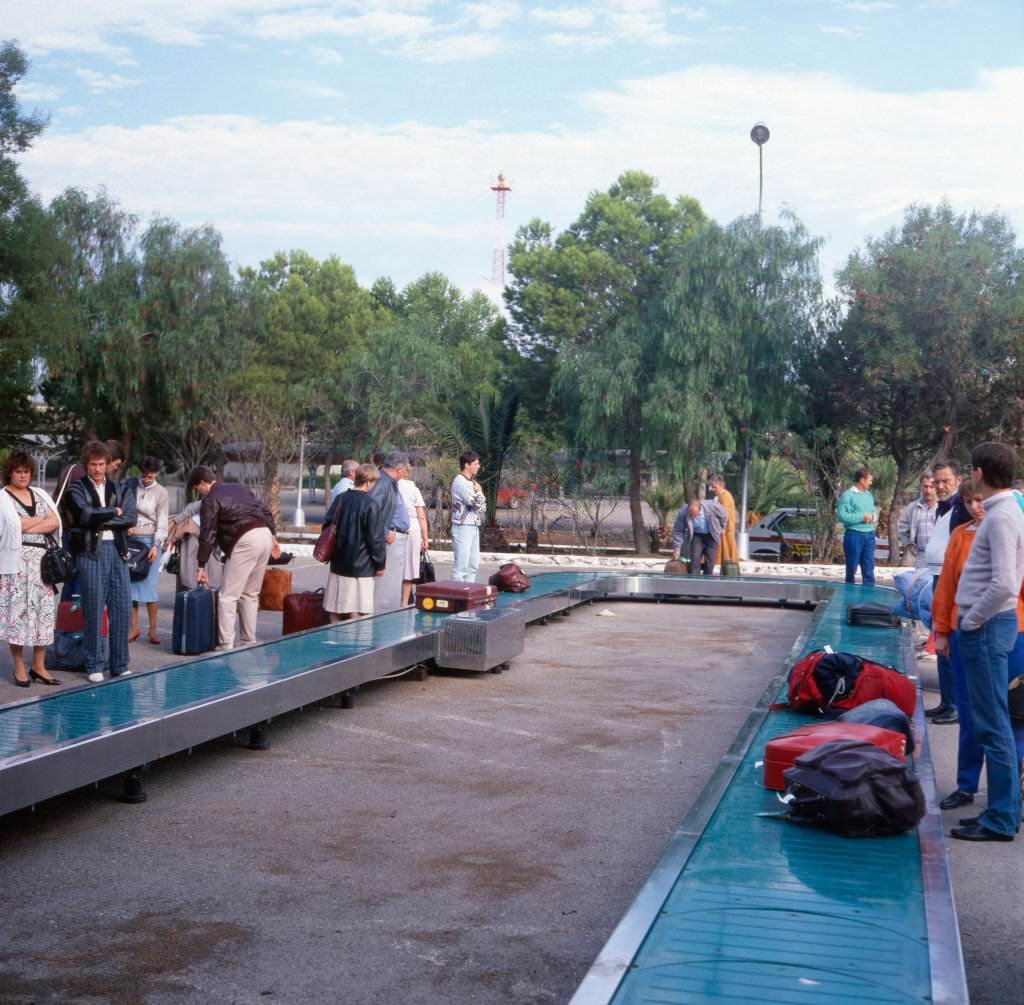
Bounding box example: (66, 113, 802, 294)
(932, 709, 959, 725)
(939, 789, 974, 810)
(950, 822, 1014, 842)
(925, 704, 952, 719)
(11, 673, 30, 688)
(29, 669, 61, 686)
(959, 815, 982, 826)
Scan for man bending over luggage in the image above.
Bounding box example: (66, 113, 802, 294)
(189, 467, 277, 650)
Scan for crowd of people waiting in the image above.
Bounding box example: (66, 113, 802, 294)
(844, 444, 1024, 842)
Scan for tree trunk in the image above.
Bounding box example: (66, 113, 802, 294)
(628, 447, 646, 553)
(887, 460, 911, 566)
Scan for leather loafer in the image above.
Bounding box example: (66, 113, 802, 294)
(950, 822, 1014, 842)
(939, 790, 974, 810)
(931, 709, 959, 725)
(925, 704, 952, 719)
(959, 815, 981, 826)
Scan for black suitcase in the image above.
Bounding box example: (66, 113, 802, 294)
(45, 629, 107, 671)
(846, 602, 901, 628)
(173, 587, 219, 655)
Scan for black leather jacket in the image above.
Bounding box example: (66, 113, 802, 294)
(197, 482, 275, 566)
(329, 490, 386, 578)
(67, 477, 138, 557)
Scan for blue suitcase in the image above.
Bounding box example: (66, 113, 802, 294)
(173, 587, 218, 655)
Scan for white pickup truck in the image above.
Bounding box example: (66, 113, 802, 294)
(748, 507, 890, 563)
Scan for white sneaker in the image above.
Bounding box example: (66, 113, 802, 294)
(87, 672, 104, 683)
(111, 670, 132, 678)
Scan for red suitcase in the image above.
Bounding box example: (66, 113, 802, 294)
(282, 589, 331, 635)
(57, 600, 108, 636)
(415, 580, 497, 613)
(763, 721, 907, 790)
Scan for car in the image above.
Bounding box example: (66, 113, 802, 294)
(496, 486, 528, 509)
(748, 506, 890, 562)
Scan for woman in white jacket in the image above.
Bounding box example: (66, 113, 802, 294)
(0, 451, 62, 686)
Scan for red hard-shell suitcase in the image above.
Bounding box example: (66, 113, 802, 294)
(282, 589, 331, 635)
(763, 721, 907, 790)
(415, 580, 497, 613)
(57, 600, 108, 636)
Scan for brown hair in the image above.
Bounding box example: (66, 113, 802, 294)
(958, 478, 983, 504)
(355, 463, 379, 488)
(81, 440, 109, 464)
(2, 450, 36, 484)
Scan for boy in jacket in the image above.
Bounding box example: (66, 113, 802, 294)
(68, 441, 138, 682)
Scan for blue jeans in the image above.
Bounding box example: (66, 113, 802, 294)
(843, 529, 875, 587)
(951, 632, 1024, 793)
(451, 524, 480, 582)
(956, 610, 1021, 835)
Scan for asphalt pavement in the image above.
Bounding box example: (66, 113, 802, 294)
(0, 559, 1019, 1004)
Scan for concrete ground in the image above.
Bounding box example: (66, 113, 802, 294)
(0, 558, 1019, 1004)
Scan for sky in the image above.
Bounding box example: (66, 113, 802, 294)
(7, 0, 1024, 301)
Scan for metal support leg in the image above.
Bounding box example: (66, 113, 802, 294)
(248, 724, 270, 750)
(119, 767, 147, 804)
(340, 690, 355, 709)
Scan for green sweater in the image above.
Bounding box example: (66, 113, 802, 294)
(838, 486, 876, 533)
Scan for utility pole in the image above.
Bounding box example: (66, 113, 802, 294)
(738, 122, 770, 560)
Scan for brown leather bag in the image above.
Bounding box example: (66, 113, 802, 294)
(313, 521, 337, 563)
(282, 589, 330, 635)
(664, 559, 687, 575)
(259, 568, 293, 611)
(488, 562, 531, 592)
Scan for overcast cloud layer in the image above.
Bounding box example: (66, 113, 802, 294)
(9, 1, 1024, 296)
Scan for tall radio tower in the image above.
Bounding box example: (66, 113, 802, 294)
(490, 172, 511, 289)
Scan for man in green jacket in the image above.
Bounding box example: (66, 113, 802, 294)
(838, 466, 878, 587)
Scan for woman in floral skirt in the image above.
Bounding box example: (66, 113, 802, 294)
(0, 451, 62, 687)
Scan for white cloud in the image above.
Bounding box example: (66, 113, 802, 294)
(606, 0, 690, 48)
(840, 1, 895, 11)
(400, 32, 503, 62)
(74, 68, 143, 92)
(671, 5, 710, 19)
(277, 78, 345, 98)
(462, 1, 523, 30)
(14, 81, 64, 103)
(542, 32, 613, 50)
(308, 45, 345, 65)
(251, 11, 435, 43)
(20, 65, 1024, 300)
(530, 6, 597, 29)
(818, 24, 866, 38)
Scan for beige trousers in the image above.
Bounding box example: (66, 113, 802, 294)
(218, 526, 273, 648)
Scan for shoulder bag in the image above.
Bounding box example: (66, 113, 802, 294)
(41, 535, 76, 586)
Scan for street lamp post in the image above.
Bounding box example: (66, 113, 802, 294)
(738, 121, 770, 561)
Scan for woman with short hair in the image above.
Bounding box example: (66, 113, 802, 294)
(128, 455, 169, 644)
(0, 451, 62, 686)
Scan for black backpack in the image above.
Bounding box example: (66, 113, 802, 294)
(782, 739, 925, 838)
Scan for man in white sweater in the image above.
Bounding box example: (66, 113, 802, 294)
(949, 442, 1024, 842)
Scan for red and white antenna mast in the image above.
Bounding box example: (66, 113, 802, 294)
(490, 171, 511, 289)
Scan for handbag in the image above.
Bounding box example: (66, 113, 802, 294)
(40, 535, 76, 586)
(125, 538, 153, 582)
(313, 497, 343, 564)
(165, 545, 181, 576)
(417, 553, 436, 584)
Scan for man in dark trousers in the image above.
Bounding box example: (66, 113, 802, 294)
(68, 441, 137, 683)
(189, 466, 277, 650)
(671, 497, 728, 576)
(368, 450, 410, 614)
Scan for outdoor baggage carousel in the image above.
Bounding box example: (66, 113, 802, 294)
(0, 572, 966, 1004)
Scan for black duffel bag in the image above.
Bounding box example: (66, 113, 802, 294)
(126, 538, 152, 582)
(782, 739, 925, 838)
